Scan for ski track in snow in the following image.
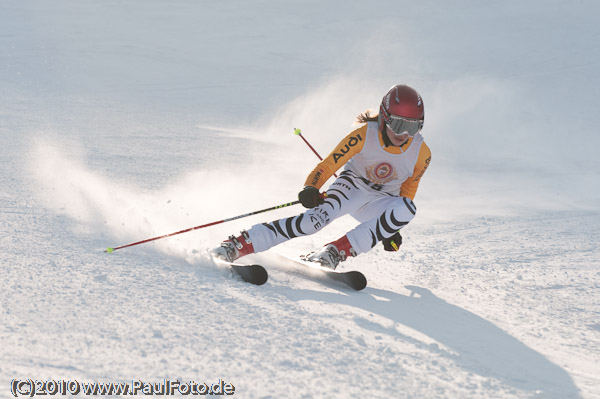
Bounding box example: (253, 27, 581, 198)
(2, 1, 600, 398)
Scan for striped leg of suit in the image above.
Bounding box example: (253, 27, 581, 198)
(247, 199, 342, 253)
(244, 174, 416, 255)
(346, 197, 417, 255)
(246, 177, 370, 253)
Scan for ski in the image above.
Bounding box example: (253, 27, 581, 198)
(231, 263, 268, 285)
(214, 258, 268, 286)
(279, 255, 367, 291)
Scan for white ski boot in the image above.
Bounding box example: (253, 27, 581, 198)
(306, 244, 343, 269)
(305, 235, 356, 270)
(211, 231, 254, 263)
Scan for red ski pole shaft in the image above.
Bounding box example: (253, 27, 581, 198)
(105, 200, 300, 253)
(293, 128, 337, 177)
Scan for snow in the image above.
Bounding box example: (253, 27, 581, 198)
(1, 1, 599, 398)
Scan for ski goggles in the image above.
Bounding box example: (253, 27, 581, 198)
(386, 115, 423, 137)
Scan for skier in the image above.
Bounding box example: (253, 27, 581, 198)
(212, 84, 432, 269)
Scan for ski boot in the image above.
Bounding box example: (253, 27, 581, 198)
(305, 235, 356, 270)
(211, 231, 254, 262)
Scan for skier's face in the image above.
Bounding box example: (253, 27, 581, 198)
(385, 125, 410, 146)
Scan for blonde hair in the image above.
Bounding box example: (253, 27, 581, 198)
(355, 109, 379, 124)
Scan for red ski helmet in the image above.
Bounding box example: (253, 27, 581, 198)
(379, 84, 424, 137)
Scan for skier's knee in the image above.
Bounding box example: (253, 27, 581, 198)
(301, 206, 333, 234)
(391, 197, 417, 224)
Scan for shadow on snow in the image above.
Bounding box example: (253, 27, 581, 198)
(283, 284, 581, 399)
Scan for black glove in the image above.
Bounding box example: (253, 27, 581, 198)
(298, 186, 324, 208)
(382, 231, 402, 252)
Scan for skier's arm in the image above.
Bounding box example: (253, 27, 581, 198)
(304, 125, 367, 189)
(399, 142, 431, 200)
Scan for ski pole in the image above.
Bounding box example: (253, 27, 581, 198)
(105, 200, 300, 253)
(293, 128, 337, 177)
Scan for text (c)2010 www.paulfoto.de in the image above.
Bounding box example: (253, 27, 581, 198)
(10, 378, 236, 397)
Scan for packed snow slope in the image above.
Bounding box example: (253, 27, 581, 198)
(2, 1, 599, 398)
